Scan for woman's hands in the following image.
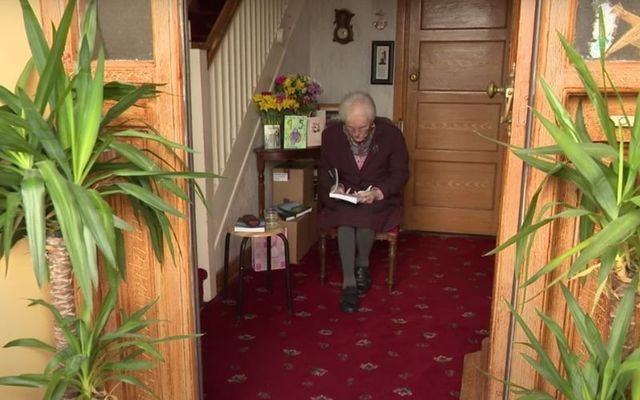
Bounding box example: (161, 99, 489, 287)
(356, 187, 382, 204)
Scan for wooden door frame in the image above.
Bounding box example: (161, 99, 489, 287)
(393, 0, 541, 397)
(39, 1, 199, 399)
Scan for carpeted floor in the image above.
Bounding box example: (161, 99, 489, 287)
(200, 232, 495, 399)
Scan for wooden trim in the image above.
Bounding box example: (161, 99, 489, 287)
(484, 0, 538, 397)
(194, 0, 241, 66)
(392, 0, 408, 123)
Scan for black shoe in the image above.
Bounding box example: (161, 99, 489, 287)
(355, 266, 371, 294)
(339, 287, 359, 313)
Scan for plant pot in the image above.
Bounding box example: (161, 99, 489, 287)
(263, 124, 281, 149)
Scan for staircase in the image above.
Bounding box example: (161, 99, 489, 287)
(188, 0, 305, 301)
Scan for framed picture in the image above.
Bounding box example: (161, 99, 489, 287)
(318, 103, 340, 123)
(371, 41, 394, 84)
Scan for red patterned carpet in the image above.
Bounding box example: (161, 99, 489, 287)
(200, 233, 495, 399)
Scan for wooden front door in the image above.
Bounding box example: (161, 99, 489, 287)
(485, 0, 640, 398)
(399, 0, 512, 235)
(40, 2, 198, 399)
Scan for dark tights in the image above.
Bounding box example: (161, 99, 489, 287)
(336, 226, 375, 288)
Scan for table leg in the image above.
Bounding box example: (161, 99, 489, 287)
(236, 237, 250, 320)
(278, 233, 293, 314)
(266, 235, 273, 294)
(257, 153, 265, 218)
(222, 232, 231, 299)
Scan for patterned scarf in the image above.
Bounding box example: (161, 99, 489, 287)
(345, 124, 375, 157)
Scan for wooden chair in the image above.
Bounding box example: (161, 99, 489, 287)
(319, 227, 400, 292)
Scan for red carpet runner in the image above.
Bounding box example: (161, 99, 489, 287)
(200, 233, 495, 399)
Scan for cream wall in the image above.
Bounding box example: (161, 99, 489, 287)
(0, 1, 53, 399)
(309, 0, 397, 118)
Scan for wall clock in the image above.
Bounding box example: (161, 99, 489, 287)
(333, 8, 354, 44)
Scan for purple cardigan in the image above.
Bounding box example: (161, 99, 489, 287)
(318, 117, 409, 232)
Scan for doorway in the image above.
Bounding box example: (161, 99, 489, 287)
(397, 0, 514, 236)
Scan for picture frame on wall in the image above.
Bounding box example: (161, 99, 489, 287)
(371, 41, 394, 84)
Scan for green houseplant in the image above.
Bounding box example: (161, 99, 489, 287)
(488, 9, 640, 399)
(0, 0, 215, 398)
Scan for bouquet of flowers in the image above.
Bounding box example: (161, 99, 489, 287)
(252, 92, 298, 125)
(252, 74, 323, 124)
(273, 74, 323, 116)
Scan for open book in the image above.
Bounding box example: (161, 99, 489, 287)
(329, 168, 372, 204)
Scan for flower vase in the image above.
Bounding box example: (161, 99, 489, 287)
(263, 123, 281, 149)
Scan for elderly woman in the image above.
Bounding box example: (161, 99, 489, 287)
(319, 92, 409, 313)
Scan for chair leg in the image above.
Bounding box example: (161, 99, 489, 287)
(388, 237, 397, 293)
(319, 234, 327, 285)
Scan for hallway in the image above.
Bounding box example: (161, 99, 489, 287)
(200, 233, 495, 399)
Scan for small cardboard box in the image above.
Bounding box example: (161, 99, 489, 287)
(272, 161, 315, 205)
(280, 209, 318, 264)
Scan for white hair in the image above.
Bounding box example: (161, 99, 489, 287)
(338, 91, 376, 122)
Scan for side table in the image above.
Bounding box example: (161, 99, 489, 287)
(254, 146, 321, 217)
(222, 224, 292, 319)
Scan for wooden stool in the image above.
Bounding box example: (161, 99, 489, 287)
(222, 225, 292, 319)
(319, 227, 399, 292)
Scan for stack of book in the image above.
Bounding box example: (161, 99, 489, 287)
(234, 215, 266, 232)
(274, 201, 312, 221)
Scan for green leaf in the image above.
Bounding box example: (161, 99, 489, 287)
(19, 91, 72, 178)
(2, 192, 19, 271)
(37, 160, 94, 310)
(568, 211, 640, 280)
(560, 285, 607, 364)
(533, 96, 618, 220)
(558, 33, 616, 146)
(19, 0, 50, 75)
(73, 48, 104, 183)
(21, 169, 48, 286)
(115, 182, 185, 217)
(69, 183, 116, 268)
(31, 0, 75, 114)
(0, 373, 49, 388)
(101, 85, 158, 129)
(3, 338, 56, 352)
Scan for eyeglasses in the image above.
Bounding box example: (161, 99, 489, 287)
(343, 123, 375, 136)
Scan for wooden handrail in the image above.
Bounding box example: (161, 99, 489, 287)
(190, 0, 241, 66)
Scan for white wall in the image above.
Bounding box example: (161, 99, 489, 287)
(308, 0, 397, 118)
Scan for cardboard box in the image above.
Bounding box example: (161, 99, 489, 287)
(281, 210, 318, 264)
(272, 161, 314, 205)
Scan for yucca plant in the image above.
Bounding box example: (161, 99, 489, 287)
(0, 293, 189, 399)
(507, 277, 640, 400)
(0, 0, 215, 398)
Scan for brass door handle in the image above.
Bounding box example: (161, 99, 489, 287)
(486, 81, 506, 98)
(409, 72, 418, 82)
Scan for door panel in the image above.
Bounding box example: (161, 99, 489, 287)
(486, 0, 640, 398)
(402, 0, 511, 235)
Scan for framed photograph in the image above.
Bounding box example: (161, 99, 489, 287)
(318, 103, 340, 123)
(371, 41, 394, 84)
